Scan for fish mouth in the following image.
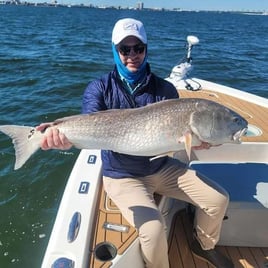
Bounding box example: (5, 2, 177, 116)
(233, 127, 248, 142)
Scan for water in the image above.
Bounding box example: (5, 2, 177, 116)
(0, 5, 267, 267)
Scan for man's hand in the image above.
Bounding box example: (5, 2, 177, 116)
(36, 123, 73, 150)
(192, 141, 211, 150)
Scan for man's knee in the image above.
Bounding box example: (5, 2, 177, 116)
(139, 219, 166, 246)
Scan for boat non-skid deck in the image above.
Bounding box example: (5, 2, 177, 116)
(168, 209, 268, 268)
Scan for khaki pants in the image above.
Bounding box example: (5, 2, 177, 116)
(103, 157, 229, 268)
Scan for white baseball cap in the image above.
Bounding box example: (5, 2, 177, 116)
(112, 18, 147, 45)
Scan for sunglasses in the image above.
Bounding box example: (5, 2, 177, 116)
(118, 44, 146, 56)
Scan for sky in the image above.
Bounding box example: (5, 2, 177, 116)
(60, 0, 268, 11)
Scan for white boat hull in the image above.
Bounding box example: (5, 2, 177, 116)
(41, 150, 103, 268)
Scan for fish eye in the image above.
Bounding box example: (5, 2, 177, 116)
(232, 117, 240, 123)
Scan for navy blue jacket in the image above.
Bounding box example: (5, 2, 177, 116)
(82, 64, 179, 178)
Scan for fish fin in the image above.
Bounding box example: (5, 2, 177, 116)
(149, 151, 175, 161)
(0, 125, 42, 170)
(178, 132, 192, 160)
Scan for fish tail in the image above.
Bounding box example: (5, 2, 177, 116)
(0, 125, 41, 170)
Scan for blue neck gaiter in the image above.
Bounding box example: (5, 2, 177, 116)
(112, 43, 148, 85)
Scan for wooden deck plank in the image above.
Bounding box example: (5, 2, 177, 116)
(168, 210, 268, 268)
(226, 247, 246, 268)
(173, 212, 198, 268)
(238, 247, 259, 268)
(261, 247, 268, 254)
(249, 247, 268, 268)
(169, 236, 184, 268)
(262, 249, 268, 268)
(168, 209, 210, 268)
(181, 210, 211, 268)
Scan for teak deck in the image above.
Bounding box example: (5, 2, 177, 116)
(168, 210, 268, 268)
(88, 89, 268, 268)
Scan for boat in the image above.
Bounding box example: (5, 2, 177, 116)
(41, 36, 268, 268)
(242, 11, 268, 16)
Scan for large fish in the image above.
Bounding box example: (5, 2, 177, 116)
(0, 98, 247, 170)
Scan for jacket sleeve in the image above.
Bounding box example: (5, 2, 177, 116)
(82, 79, 107, 114)
(164, 80, 179, 99)
(153, 75, 179, 100)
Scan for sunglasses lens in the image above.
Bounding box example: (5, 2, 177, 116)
(119, 46, 131, 56)
(134, 44, 145, 54)
(118, 44, 146, 56)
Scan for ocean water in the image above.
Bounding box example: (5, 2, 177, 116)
(0, 5, 267, 267)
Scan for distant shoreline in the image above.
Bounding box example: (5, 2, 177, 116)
(1, 1, 267, 14)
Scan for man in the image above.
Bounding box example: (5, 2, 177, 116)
(38, 18, 233, 268)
